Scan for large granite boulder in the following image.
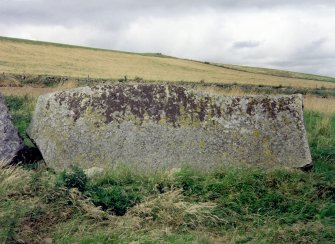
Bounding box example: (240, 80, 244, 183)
(0, 93, 24, 163)
(27, 85, 312, 170)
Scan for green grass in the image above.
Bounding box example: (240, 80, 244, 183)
(1, 95, 334, 243)
(305, 111, 335, 163)
(1, 159, 334, 243)
(4, 95, 36, 146)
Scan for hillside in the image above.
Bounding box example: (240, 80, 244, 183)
(1, 36, 335, 89)
(1, 36, 335, 243)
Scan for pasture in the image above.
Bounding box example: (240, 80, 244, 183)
(0, 36, 334, 243)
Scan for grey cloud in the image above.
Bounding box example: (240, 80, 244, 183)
(0, 1, 334, 33)
(232, 41, 261, 49)
(296, 39, 327, 57)
(1, 0, 334, 24)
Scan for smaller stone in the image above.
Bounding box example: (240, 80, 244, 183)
(0, 93, 24, 163)
(84, 167, 104, 178)
(42, 237, 53, 244)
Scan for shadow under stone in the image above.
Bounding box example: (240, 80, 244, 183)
(10, 146, 44, 165)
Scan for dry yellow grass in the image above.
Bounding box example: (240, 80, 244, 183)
(1, 38, 335, 89)
(0, 86, 58, 96)
(0, 79, 81, 96)
(303, 96, 335, 115)
(192, 86, 252, 96)
(127, 189, 223, 229)
(0, 161, 31, 194)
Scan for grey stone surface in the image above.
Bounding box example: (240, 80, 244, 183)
(0, 93, 24, 163)
(27, 84, 312, 170)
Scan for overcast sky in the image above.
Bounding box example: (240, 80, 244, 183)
(1, 0, 335, 76)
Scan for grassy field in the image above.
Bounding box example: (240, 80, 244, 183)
(213, 63, 335, 83)
(1, 157, 334, 243)
(1, 36, 335, 243)
(1, 92, 334, 243)
(1, 36, 335, 89)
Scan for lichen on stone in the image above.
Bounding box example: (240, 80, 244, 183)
(27, 84, 312, 171)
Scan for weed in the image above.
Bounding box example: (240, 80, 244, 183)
(134, 76, 144, 82)
(57, 165, 88, 192)
(87, 185, 141, 215)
